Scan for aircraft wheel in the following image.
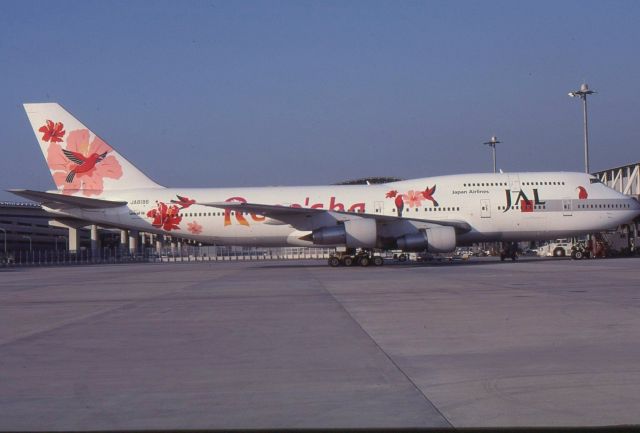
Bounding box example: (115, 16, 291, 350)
(328, 257, 341, 267)
(372, 256, 384, 266)
(359, 256, 371, 267)
(342, 256, 354, 267)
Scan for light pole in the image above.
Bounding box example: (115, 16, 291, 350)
(483, 136, 501, 173)
(568, 83, 596, 173)
(0, 228, 6, 256)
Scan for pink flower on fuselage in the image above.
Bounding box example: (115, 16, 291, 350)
(403, 190, 423, 208)
(187, 221, 203, 235)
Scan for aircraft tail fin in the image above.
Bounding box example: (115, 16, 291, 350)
(23, 103, 163, 197)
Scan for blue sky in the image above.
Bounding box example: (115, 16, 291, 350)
(1, 0, 639, 201)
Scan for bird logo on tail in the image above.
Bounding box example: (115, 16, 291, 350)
(62, 149, 108, 183)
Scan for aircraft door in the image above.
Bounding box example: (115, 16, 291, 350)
(480, 199, 491, 218)
(562, 199, 573, 216)
(509, 174, 521, 192)
(374, 201, 385, 215)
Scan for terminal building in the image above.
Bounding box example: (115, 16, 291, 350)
(1, 162, 639, 257)
(0, 202, 163, 256)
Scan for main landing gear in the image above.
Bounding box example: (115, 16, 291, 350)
(328, 250, 384, 267)
(500, 242, 519, 262)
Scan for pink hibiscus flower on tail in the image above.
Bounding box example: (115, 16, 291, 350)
(46, 128, 123, 196)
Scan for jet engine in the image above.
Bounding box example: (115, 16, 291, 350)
(396, 226, 456, 252)
(312, 218, 377, 248)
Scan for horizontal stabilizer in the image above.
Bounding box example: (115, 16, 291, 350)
(7, 189, 127, 209)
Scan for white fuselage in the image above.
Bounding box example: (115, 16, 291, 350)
(46, 171, 640, 248)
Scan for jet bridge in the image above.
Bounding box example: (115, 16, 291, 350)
(594, 161, 640, 198)
(593, 162, 640, 255)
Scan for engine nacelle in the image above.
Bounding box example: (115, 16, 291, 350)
(312, 225, 346, 245)
(396, 226, 456, 252)
(312, 218, 377, 248)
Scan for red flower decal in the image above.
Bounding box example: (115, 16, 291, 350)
(39, 120, 65, 143)
(147, 201, 182, 231)
(386, 190, 398, 198)
(187, 221, 203, 235)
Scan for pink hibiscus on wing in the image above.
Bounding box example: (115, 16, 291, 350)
(46, 129, 123, 196)
(187, 221, 203, 235)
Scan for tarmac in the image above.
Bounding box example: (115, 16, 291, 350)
(0, 257, 639, 430)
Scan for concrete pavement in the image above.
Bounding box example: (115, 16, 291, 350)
(0, 257, 638, 429)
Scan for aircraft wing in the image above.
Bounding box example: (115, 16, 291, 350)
(7, 189, 128, 209)
(200, 201, 472, 233)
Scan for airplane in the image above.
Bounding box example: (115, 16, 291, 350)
(9, 103, 640, 267)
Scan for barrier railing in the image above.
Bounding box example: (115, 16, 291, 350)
(0, 246, 335, 267)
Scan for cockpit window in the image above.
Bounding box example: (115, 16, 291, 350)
(589, 178, 601, 184)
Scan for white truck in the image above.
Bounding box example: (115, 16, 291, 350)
(537, 239, 574, 257)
